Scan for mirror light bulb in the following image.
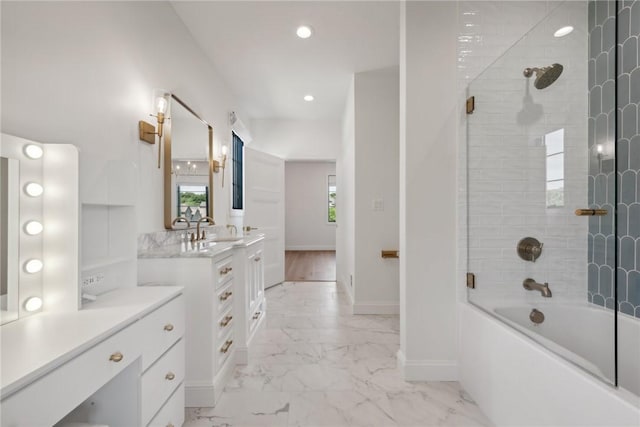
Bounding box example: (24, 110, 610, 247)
(24, 144, 43, 159)
(296, 25, 313, 39)
(554, 26, 574, 38)
(596, 144, 604, 153)
(222, 145, 228, 156)
(24, 259, 43, 274)
(24, 296, 43, 312)
(25, 182, 44, 197)
(25, 221, 43, 235)
(304, 95, 314, 102)
(155, 96, 168, 114)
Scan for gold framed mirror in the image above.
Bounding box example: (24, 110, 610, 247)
(164, 94, 215, 229)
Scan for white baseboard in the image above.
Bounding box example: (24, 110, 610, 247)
(397, 349, 458, 381)
(186, 351, 237, 407)
(352, 301, 399, 314)
(285, 245, 336, 251)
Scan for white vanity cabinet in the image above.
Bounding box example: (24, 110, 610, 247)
(0, 286, 185, 427)
(138, 251, 238, 407)
(234, 239, 266, 364)
(137, 234, 266, 407)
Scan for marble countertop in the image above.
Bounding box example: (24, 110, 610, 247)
(138, 234, 264, 259)
(0, 286, 183, 399)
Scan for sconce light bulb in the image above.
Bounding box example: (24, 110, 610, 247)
(24, 296, 43, 312)
(596, 144, 603, 153)
(25, 182, 44, 197)
(155, 96, 168, 114)
(222, 145, 228, 156)
(24, 259, 43, 274)
(24, 144, 44, 160)
(25, 220, 44, 236)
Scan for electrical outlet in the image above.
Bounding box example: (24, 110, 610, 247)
(82, 273, 105, 288)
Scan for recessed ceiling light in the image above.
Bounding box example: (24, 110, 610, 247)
(296, 25, 313, 39)
(554, 26, 574, 38)
(304, 95, 314, 102)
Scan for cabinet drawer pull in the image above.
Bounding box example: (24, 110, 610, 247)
(109, 352, 124, 362)
(167, 424, 174, 427)
(220, 340, 233, 353)
(254, 257, 261, 262)
(165, 372, 175, 381)
(253, 311, 261, 320)
(164, 323, 174, 331)
(219, 291, 233, 301)
(220, 315, 233, 327)
(219, 266, 233, 275)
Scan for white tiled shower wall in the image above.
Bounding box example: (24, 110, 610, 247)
(458, 1, 589, 305)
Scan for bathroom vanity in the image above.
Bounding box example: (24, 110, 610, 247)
(0, 286, 185, 427)
(138, 234, 265, 407)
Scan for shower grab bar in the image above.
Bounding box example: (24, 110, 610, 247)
(575, 209, 608, 216)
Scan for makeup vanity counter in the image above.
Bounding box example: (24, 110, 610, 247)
(0, 286, 185, 427)
(138, 234, 265, 407)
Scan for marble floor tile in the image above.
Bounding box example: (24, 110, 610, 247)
(184, 282, 493, 427)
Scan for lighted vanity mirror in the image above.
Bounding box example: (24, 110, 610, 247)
(0, 156, 20, 324)
(164, 94, 214, 229)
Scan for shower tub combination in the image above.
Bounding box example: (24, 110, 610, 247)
(461, 0, 640, 425)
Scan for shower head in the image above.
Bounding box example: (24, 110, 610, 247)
(523, 63, 564, 89)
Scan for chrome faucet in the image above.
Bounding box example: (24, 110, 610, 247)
(523, 278, 552, 298)
(194, 216, 215, 241)
(171, 216, 191, 229)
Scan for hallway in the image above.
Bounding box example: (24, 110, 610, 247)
(185, 282, 491, 426)
(285, 251, 336, 282)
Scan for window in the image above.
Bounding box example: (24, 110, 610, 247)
(232, 132, 244, 210)
(545, 128, 564, 208)
(328, 175, 336, 223)
(177, 184, 209, 222)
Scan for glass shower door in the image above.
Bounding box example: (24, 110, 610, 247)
(465, 0, 617, 387)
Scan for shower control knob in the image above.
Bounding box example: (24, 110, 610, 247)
(517, 237, 543, 262)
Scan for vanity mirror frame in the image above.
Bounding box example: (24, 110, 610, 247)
(164, 94, 214, 229)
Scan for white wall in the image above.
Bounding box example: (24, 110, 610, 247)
(353, 67, 400, 313)
(285, 161, 336, 250)
(337, 67, 400, 314)
(251, 119, 341, 161)
(337, 78, 356, 303)
(1, 1, 246, 234)
(399, 1, 459, 380)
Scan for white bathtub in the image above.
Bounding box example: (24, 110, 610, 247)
(494, 304, 640, 398)
(460, 302, 640, 426)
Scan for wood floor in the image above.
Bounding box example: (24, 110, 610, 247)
(285, 250, 336, 282)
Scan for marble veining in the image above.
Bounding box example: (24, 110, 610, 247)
(184, 282, 492, 426)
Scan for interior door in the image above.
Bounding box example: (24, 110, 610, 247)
(244, 147, 284, 288)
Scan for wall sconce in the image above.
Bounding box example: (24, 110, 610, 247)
(213, 145, 228, 187)
(139, 89, 169, 168)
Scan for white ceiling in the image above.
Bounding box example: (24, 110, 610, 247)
(171, 1, 400, 121)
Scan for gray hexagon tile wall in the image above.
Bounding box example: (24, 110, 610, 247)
(588, 0, 640, 318)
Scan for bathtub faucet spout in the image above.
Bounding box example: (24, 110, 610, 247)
(523, 278, 552, 297)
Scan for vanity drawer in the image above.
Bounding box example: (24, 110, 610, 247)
(216, 280, 234, 313)
(217, 306, 234, 340)
(147, 383, 185, 427)
(1, 321, 141, 427)
(139, 295, 185, 371)
(141, 339, 185, 426)
(215, 256, 234, 288)
(216, 332, 234, 372)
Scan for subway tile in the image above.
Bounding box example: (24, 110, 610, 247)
(630, 67, 640, 104)
(628, 270, 640, 306)
(622, 37, 638, 73)
(622, 103, 638, 139)
(603, 17, 617, 52)
(620, 236, 636, 270)
(606, 234, 617, 267)
(618, 203, 629, 236)
(596, 52, 609, 85)
(593, 294, 606, 307)
(620, 301, 635, 315)
(618, 138, 630, 171)
(619, 73, 630, 107)
(621, 170, 638, 204)
(618, 268, 629, 301)
(631, 1, 640, 37)
(599, 265, 614, 297)
(602, 79, 615, 112)
(594, 234, 606, 265)
(619, 7, 630, 42)
(629, 204, 640, 238)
